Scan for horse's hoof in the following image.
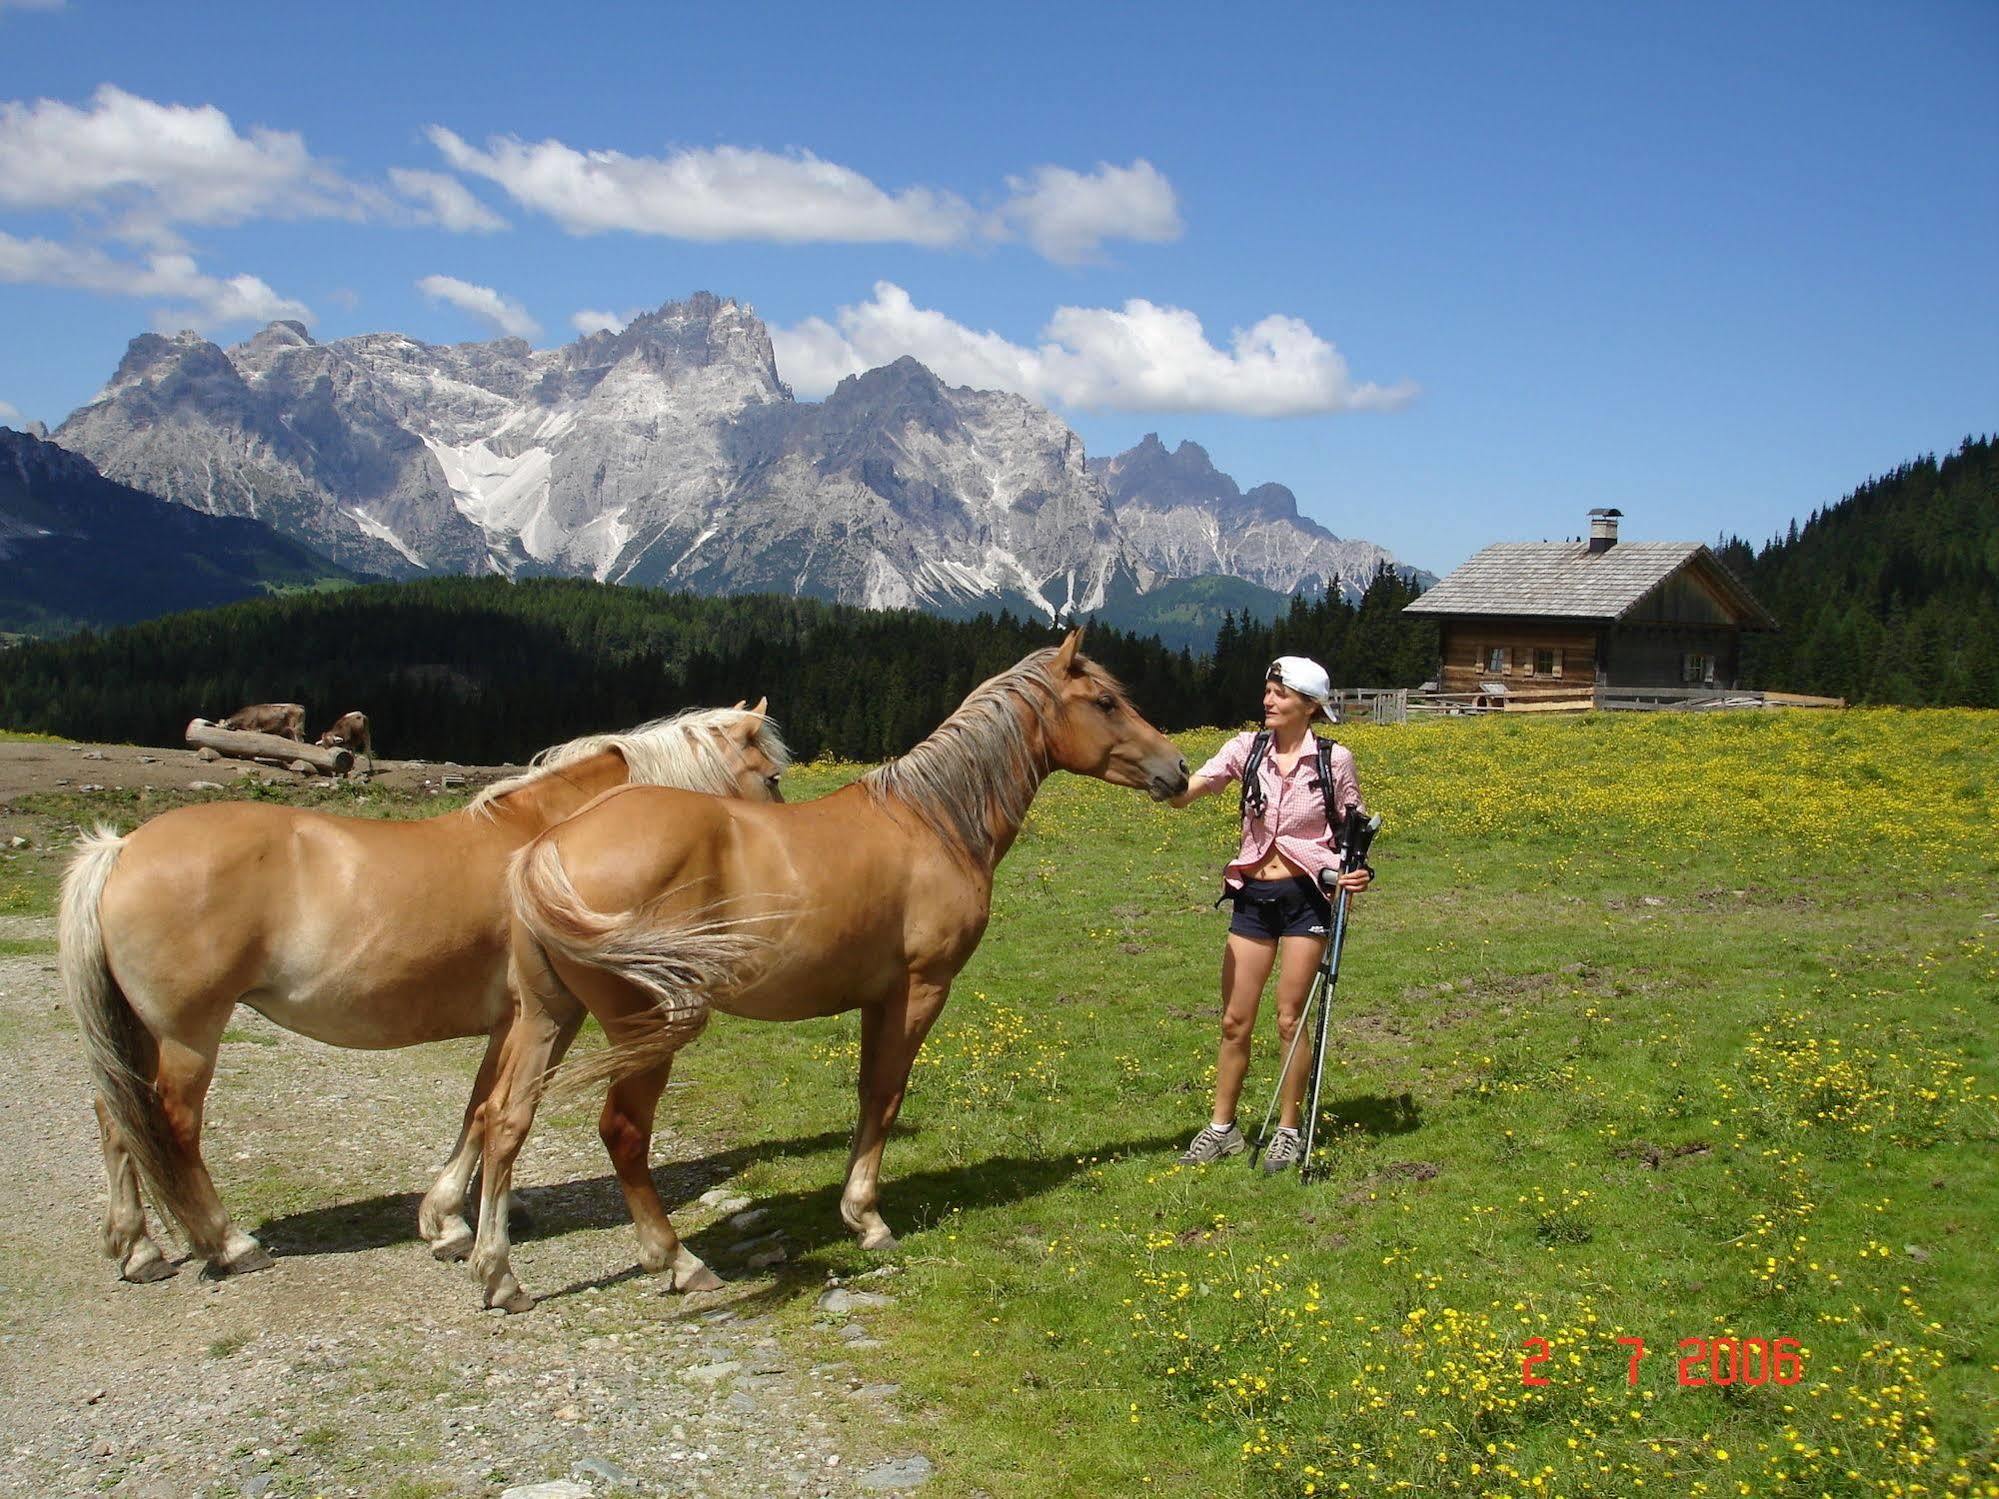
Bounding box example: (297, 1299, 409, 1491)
(489, 1285, 535, 1315)
(120, 1251, 177, 1284)
(859, 1227, 900, 1253)
(672, 1261, 726, 1294)
(430, 1228, 474, 1263)
(208, 1243, 275, 1278)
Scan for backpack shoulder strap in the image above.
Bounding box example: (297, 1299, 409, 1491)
(1238, 730, 1272, 821)
(1314, 735, 1341, 832)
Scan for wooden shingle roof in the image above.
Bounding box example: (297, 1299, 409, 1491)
(1404, 542, 1776, 627)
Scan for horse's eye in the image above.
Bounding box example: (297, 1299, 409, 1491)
(1096, 693, 1117, 712)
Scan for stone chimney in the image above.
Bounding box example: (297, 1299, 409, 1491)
(1587, 507, 1621, 553)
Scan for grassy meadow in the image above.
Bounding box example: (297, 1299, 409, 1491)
(9, 708, 1994, 1497)
(673, 708, 1997, 1498)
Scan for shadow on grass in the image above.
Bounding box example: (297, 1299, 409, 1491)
(531, 1128, 1189, 1309)
(254, 1127, 852, 1258)
(257, 1104, 1419, 1308)
(1319, 1090, 1423, 1138)
(255, 1124, 1186, 1310)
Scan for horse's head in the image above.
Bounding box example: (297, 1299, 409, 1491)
(718, 697, 787, 802)
(1041, 629, 1189, 801)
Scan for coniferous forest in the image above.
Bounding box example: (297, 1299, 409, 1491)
(1718, 434, 1999, 706)
(2, 434, 1989, 761)
(0, 568, 1439, 763)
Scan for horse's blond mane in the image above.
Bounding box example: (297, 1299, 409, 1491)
(864, 647, 1113, 865)
(470, 707, 789, 815)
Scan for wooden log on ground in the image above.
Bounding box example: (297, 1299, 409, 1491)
(185, 719, 353, 775)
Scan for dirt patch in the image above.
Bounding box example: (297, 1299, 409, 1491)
(0, 743, 932, 1499)
(1337, 1159, 1441, 1205)
(0, 739, 508, 806)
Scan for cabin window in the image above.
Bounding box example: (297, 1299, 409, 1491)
(1484, 645, 1509, 674)
(1534, 648, 1562, 678)
(1682, 652, 1716, 685)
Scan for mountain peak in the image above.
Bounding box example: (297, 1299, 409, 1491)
(1172, 438, 1218, 472)
(108, 330, 228, 389)
(828, 355, 947, 408)
(241, 320, 315, 355)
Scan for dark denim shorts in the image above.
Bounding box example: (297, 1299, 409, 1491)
(1227, 875, 1330, 940)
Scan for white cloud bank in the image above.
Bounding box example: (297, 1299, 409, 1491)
(431, 126, 1179, 262)
(416, 273, 540, 338)
(389, 168, 507, 233)
(0, 230, 311, 330)
(0, 399, 22, 425)
(772, 283, 1415, 419)
(0, 85, 372, 242)
(430, 127, 974, 247)
(996, 159, 1181, 264)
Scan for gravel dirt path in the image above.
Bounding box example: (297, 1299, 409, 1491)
(0, 744, 938, 1499)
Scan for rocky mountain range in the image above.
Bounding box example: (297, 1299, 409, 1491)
(54, 293, 1422, 621)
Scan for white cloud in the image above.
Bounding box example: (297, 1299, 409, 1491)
(570, 307, 636, 335)
(771, 282, 1416, 419)
(0, 399, 21, 424)
(0, 85, 373, 242)
(0, 230, 312, 331)
(430, 126, 976, 247)
(388, 167, 507, 233)
(416, 273, 540, 339)
(995, 159, 1181, 263)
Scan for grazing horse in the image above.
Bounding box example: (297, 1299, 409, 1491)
(471, 630, 1188, 1311)
(222, 702, 305, 739)
(316, 710, 374, 772)
(59, 704, 788, 1284)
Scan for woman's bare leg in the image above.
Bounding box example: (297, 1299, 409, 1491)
(1209, 933, 1278, 1125)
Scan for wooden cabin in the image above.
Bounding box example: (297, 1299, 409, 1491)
(1403, 509, 1777, 701)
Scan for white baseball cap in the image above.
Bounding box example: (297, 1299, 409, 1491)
(1265, 656, 1334, 719)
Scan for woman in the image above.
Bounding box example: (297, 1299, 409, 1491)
(1170, 656, 1372, 1172)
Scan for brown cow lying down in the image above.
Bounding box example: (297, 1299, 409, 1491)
(316, 711, 373, 763)
(223, 703, 305, 740)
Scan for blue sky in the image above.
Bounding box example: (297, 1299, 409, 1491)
(1, 0, 1993, 574)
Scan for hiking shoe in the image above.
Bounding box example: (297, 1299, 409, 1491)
(1260, 1126, 1303, 1174)
(1178, 1122, 1245, 1165)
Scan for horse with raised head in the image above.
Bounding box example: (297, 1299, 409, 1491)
(469, 630, 1188, 1311)
(59, 703, 788, 1283)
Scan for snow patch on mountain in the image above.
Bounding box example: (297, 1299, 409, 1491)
(345, 507, 423, 566)
(421, 434, 556, 553)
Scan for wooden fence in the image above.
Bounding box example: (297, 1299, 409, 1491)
(1341, 687, 1844, 723)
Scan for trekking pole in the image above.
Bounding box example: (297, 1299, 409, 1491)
(1298, 811, 1380, 1183)
(1247, 950, 1329, 1169)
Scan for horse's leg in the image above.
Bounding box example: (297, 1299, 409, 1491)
(152, 1035, 271, 1275)
(419, 1020, 511, 1262)
(598, 1051, 720, 1292)
(504, 1019, 582, 1237)
(467, 980, 582, 1314)
(840, 976, 949, 1251)
(92, 1095, 175, 1282)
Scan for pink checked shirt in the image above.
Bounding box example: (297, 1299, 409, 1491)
(1195, 730, 1365, 892)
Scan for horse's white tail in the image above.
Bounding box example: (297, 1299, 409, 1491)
(60, 828, 195, 1242)
(507, 839, 770, 1099)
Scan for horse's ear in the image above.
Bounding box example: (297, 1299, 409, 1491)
(1053, 626, 1085, 676)
(730, 699, 746, 711)
(750, 696, 768, 719)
